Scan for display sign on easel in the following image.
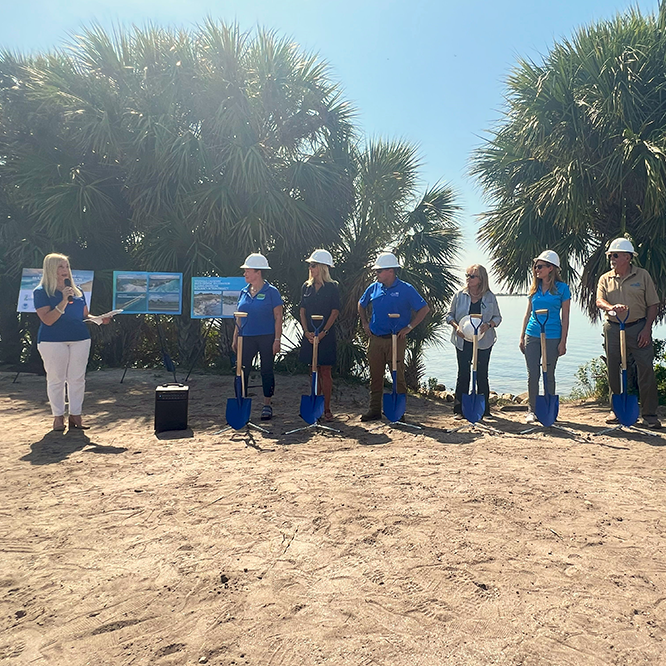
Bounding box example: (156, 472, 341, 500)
(112, 271, 183, 315)
(191, 277, 246, 319)
(17, 268, 95, 313)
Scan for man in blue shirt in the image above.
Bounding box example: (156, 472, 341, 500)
(358, 252, 430, 421)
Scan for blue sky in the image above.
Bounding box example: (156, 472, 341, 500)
(1, 0, 659, 285)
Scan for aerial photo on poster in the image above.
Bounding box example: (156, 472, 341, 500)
(113, 271, 183, 314)
(191, 277, 246, 318)
(17, 268, 95, 313)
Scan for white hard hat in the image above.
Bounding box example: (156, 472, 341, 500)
(606, 238, 636, 256)
(533, 249, 560, 268)
(458, 315, 486, 343)
(305, 249, 334, 267)
(240, 253, 271, 270)
(372, 252, 401, 270)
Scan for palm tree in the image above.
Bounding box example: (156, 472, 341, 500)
(0, 21, 355, 366)
(472, 1, 666, 316)
(332, 140, 462, 386)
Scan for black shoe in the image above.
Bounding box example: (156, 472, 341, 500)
(360, 411, 382, 422)
(642, 417, 662, 429)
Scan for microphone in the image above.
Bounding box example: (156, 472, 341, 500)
(64, 278, 74, 303)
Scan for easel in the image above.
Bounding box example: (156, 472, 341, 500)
(184, 318, 217, 382)
(120, 313, 179, 383)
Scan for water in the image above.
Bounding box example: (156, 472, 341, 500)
(423, 295, 611, 397)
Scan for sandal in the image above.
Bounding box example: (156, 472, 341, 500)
(68, 415, 91, 430)
(323, 410, 334, 421)
(260, 405, 273, 421)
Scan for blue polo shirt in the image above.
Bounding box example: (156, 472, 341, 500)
(359, 278, 427, 335)
(525, 281, 571, 339)
(33, 287, 91, 343)
(236, 282, 284, 337)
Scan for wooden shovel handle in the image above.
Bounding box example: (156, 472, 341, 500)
(388, 314, 400, 372)
(310, 315, 324, 371)
(234, 312, 247, 393)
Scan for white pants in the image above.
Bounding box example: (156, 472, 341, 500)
(38, 339, 91, 416)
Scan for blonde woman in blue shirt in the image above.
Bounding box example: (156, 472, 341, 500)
(519, 250, 571, 424)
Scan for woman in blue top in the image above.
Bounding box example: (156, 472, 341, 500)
(519, 250, 571, 424)
(232, 253, 284, 421)
(34, 253, 111, 431)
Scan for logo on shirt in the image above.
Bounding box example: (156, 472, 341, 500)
(390, 292, 400, 297)
(256, 293, 266, 300)
(630, 282, 641, 288)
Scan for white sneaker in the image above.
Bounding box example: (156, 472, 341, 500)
(525, 412, 537, 424)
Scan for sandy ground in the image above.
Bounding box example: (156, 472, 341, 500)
(1, 367, 665, 666)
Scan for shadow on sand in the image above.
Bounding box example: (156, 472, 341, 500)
(21, 429, 128, 465)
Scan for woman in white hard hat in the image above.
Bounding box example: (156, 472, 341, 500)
(299, 249, 341, 420)
(519, 250, 571, 424)
(446, 264, 502, 419)
(234, 253, 284, 420)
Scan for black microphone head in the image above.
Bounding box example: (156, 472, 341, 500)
(64, 278, 74, 302)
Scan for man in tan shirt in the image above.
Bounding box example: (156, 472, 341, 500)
(596, 238, 661, 428)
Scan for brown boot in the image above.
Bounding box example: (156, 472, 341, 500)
(360, 410, 382, 422)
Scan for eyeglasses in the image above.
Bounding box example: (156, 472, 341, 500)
(465, 273, 479, 279)
(534, 264, 549, 270)
(610, 253, 624, 259)
(308, 263, 319, 268)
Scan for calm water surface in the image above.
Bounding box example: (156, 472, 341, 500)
(422, 295, 664, 397)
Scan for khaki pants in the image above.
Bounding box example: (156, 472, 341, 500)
(604, 320, 659, 418)
(367, 334, 407, 413)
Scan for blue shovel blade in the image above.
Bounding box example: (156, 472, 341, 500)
(461, 393, 485, 424)
(383, 370, 406, 423)
(535, 393, 559, 427)
(226, 396, 252, 430)
(300, 394, 325, 425)
(612, 393, 640, 427)
(383, 391, 407, 423)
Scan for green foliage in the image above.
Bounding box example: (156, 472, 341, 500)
(472, 3, 666, 317)
(570, 357, 609, 401)
(0, 21, 461, 376)
(572, 337, 666, 404)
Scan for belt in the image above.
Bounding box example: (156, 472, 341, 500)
(607, 317, 645, 327)
(371, 333, 393, 339)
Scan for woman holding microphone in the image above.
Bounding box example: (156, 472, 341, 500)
(233, 253, 284, 420)
(34, 253, 111, 431)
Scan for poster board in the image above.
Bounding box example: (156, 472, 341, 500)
(191, 277, 246, 319)
(17, 268, 95, 313)
(113, 271, 183, 315)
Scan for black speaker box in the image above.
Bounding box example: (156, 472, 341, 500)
(155, 384, 189, 432)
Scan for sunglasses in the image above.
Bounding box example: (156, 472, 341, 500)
(609, 253, 625, 259)
(465, 273, 479, 279)
(308, 263, 319, 268)
(375, 268, 388, 274)
(534, 264, 550, 270)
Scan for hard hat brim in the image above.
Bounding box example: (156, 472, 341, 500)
(459, 315, 486, 343)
